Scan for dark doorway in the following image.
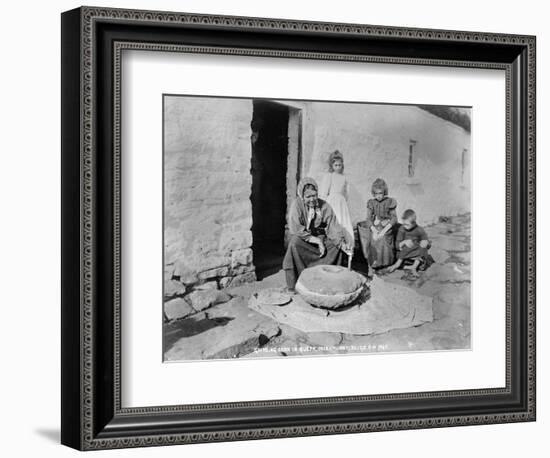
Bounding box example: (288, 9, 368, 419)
(250, 100, 289, 279)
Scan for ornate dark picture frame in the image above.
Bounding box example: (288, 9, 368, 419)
(61, 6, 536, 450)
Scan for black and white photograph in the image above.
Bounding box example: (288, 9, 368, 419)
(163, 95, 472, 361)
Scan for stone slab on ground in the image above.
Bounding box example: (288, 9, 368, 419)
(429, 237, 467, 252)
(272, 324, 344, 347)
(432, 283, 471, 322)
(450, 214, 471, 225)
(447, 229, 470, 237)
(453, 251, 471, 264)
(165, 298, 280, 361)
(164, 279, 186, 299)
(185, 289, 232, 312)
(245, 325, 344, 358)
(429, 247, 450, 264)
(225, 270, 286, 298)
(424, 262, 470, 283)
(164, 297, 194, 320)
(249, 276, 433, 336)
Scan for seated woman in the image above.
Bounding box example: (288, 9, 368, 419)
(283, 177, 352, 291)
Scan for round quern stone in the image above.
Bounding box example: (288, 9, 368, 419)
(295, 265, 366, 309)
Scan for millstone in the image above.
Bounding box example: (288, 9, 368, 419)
(295, 265, 366, 309)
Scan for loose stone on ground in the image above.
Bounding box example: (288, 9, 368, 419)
(164, 279, 186, 299)
(185, 289, 232, 312)
(165, 298, 280, 360)
(164, 297, 194, 321)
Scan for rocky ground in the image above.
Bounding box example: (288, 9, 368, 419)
(164, 213, 471, 361)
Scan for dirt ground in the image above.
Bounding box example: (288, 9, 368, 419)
(164, 213, 471, 361)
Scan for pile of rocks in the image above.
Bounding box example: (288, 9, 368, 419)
(163, 252, 257, 321)
(164, 284, 232, 322)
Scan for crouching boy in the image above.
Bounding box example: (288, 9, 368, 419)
(387, 209, 434, 277)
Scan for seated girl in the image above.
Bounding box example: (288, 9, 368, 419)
(387, 209, 434, 277)
(357, 178, 398, 273)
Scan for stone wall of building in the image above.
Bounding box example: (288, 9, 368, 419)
(164, 96, 256, 303)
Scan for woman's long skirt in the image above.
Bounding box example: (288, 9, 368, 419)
(282, 236, 344, 289)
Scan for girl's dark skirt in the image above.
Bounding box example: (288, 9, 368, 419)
(357, 222, 395, 268)
(282, 236, 344, 289)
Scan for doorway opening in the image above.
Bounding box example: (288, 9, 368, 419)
(250, 100, 301, 279)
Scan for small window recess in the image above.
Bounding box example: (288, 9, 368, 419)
(460, 148, 468, 188)
(406, 139, 421, 185)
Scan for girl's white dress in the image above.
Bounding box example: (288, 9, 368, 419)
(319, 172, 354, 246)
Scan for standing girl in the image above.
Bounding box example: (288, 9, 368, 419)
(318, 150, 354, 248)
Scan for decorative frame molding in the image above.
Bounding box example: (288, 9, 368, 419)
(61, 6, 536, 450)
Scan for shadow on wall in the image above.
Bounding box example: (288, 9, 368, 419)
(347, 181, 365, 225)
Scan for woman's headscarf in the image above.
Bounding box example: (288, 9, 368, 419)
(297, 177, 319, 199)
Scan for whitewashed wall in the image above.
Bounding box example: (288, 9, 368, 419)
(304, 104, 471, 226)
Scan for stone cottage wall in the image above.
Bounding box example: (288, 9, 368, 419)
(303, 104, 471, 226)
(164, 96, 256, 300)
